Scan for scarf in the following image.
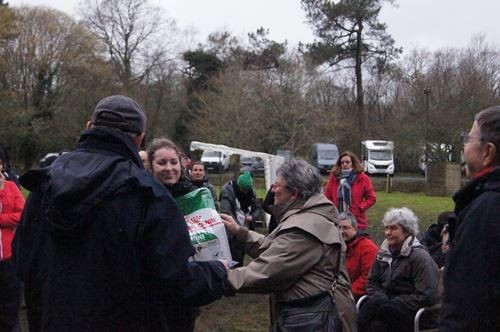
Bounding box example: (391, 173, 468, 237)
(164, 175, 197, 198)
(233, 180, 252, 213)
(336, 170, 356, 213)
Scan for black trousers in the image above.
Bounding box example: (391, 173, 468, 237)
(0, 259, 22, 332)
(357, 296, 415, 332)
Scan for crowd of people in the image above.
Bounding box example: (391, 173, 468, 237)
(0, 95, 497, 331)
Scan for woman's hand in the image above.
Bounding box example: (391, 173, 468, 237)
(219, 213, 240, 235)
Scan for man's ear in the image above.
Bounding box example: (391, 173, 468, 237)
(482, 142, 497, 167)
(132, 133, 145, 149)
(86, 121, 92, 130)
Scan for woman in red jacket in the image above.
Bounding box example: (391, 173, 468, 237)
(0, 149, 25, 331)
(324, 151, 376, 230)
(338, 211, 378, 301)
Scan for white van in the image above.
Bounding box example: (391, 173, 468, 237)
(201, 151, 230, 172)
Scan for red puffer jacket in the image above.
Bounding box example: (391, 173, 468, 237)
(324, 172, 376, 230)
(0, 180, 25, 260)
(345, 234, 378, 300)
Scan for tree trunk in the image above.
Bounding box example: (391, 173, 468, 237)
(355, 20, 365, 140)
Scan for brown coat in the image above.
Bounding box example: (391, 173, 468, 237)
(228, 193, 357, 332)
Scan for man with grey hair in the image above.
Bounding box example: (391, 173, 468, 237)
(220, 159, 356, 332)
(358, 207, 439, 332)
(12, 95, 228, 331)
(440, 106, 500, 331)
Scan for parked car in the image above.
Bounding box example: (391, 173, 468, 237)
(240, 156, 264, 176)
(276, 149, 292, 162)
(201, 151, 230, 172)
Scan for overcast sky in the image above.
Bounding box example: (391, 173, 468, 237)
(8, 0, 500, 53)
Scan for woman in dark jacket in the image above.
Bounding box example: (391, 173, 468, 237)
(358, 207, 439, 332)
(147, 138, 199, 332)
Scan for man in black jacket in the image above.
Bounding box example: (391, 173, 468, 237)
(440, 106, 500, 331)
(12, 95, 228, 331)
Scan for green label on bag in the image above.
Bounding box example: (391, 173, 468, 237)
(176, 187, 216, 213)
(191, 232, 218, 244)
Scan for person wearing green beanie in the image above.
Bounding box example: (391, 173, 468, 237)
(220, 171, 262, 267)
(237, 171, 253, 191)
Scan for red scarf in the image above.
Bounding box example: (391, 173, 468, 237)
(473, 166, 496, 179)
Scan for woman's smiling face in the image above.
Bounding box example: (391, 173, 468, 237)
(151, 147, 181, 185)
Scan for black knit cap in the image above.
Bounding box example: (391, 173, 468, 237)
(91, 95, 146, 133)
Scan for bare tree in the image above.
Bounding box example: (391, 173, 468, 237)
(0, 6, 109, 168)
(80, 0, 178, 91)
(188, 55, 341, 157)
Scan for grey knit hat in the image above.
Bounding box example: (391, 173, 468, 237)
(91, 95, 146, 133)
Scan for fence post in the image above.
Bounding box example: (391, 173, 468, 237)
(386, 174, 392, 193)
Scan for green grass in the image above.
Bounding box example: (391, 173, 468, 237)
(195, 292, 270, 332)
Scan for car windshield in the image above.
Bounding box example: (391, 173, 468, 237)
(203, 151, 222, 158)
(240, 156, 257, 164)
(318, 150, 337, 159)
(370, 150, 392, 161)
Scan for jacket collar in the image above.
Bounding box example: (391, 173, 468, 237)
(379, 235, 420, 258)
(78, 127, 143, 167)
(273, 193, 337, 223)
(453, 167, 500, 213)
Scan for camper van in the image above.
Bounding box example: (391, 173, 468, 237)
(361, 140, 394, 175)
(309, 143, 339, 174)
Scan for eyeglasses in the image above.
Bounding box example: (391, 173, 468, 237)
(340, 160, 352, 164)
(461, 132, 482, 145)
(273, 181, 291, 191)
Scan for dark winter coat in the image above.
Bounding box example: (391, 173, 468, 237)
(220, 180, 262, 266)
(220, 180, 262, 223)
(12, 128, 227, 332)
(367, 236, 439, 312)
(440, 167, 500, 331)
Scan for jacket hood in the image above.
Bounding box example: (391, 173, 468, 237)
(277, 193, 341, 244)
(379, 235, 422, 258)
(275, 193, 337, 222)
(20, 128, 162, 234)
